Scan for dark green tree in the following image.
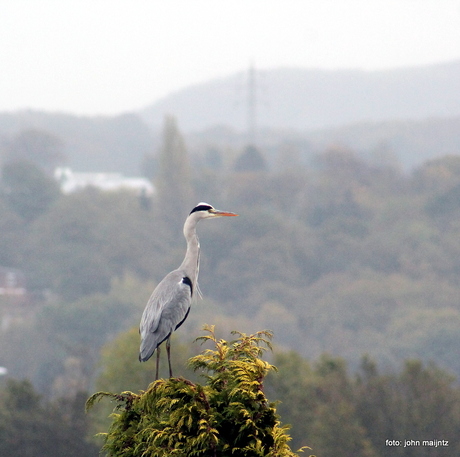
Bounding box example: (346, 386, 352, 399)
(5, 128, 65, 173)
(0, 198, 23, 266)
(268, 351, 460, 456)
(26, 189, 167, 299)
(355, 358, 460, 457)
(1, 160, 60, 223)
(265, 351, 315, 448)
(156, 116, 193, 236)
(234, 145, 267, 172)
(0, 379, 98, 457)
(267, 353, 378, 457)
(308, 356, 377, 457)
(87, 326, 310, 457)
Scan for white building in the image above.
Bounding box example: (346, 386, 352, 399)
(54, 167, 155, 196)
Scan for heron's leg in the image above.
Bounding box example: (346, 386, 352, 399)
(166, 337, 173, 378)
(155, 346, 160, 381)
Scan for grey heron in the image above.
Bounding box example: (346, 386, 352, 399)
(139, 202, 238, 379)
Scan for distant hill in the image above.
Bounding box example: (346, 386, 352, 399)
(0, 111, 155, 174)
(306, 116, 460, 169)
(184, 116, 460, 170)
(139, 60, 460, 133)
(1, 61, 460, 173)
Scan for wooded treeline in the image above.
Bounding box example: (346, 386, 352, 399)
(3, 329, 459, 457)
(1, 117, 460, 455)
(92, 326, 460, 456)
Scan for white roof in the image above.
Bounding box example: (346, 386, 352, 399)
(55, 167, 155, 196)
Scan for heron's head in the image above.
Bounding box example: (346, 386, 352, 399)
(189, 202, 238, 219)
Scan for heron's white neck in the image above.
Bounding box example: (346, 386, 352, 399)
(178, 215, 201, 290)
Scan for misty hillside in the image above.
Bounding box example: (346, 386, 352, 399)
(184, 116, 460, 170)
(306, 116, 460, 169)
(140, 60, 460, 133)
(0, 111, 155, 174)
(1, 61, 460, 173)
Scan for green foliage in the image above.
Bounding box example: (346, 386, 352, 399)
(267, 353, 377, 456)
(388, 307, 460, 374)
(26, 189, 166, 298)
(0, 198, 23, 266)
(96, 327, 197, 394)
(3, 142, 460, 427)
(87, 326, 309, 457)
(412, 155, 460, 193)
(355, 358, 460, 457)
(5, 128, 65, 172)
(0, 275, 152, 396)
(155, 115, 194, 236)
(0, 379, 98, 457)
(1, 160, 60, 222)
(88, 327, 201, 438)
(234, 145, 267, 172)
(267, 352, 460, 457)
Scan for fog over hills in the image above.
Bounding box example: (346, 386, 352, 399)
(1, 61, 460, 173)
(0, 111, 155, 174)
(140, 60, 460, 133)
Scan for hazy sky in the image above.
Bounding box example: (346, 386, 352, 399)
(1, 0, 459, 116)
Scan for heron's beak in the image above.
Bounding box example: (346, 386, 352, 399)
(211, 209, 238, 217)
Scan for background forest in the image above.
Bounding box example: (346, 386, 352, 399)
(1, 108, 460, 455)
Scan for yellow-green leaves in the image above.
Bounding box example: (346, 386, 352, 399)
(87, 326, 306, 457)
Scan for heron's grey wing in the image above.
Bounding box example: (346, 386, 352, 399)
(139, 270, 192, 362)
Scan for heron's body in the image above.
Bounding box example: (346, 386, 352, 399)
(139, 270, 193, 362)
(139, 202, 237, 378)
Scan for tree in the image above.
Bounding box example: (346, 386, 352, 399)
(267, 353, 378, 457)
(88, 326, 201, 436)
(234, 145, 267, 172)
(95, 326, 198, 397)
(0, 379, 98, 457)
(308, 356, 377, 457)
(355, 358, 460, 457)
(25, 189, 167, 299)
(156, 116, 193, 236)
(87, 326, 310, 457)
(0, 198, 23, 266)
(0, 274, 154, 397)
(411, 155, 460, 194)
(1, 160, 60, 223)
(5, 129, 65, 174)
(265, 351, 315, 448)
